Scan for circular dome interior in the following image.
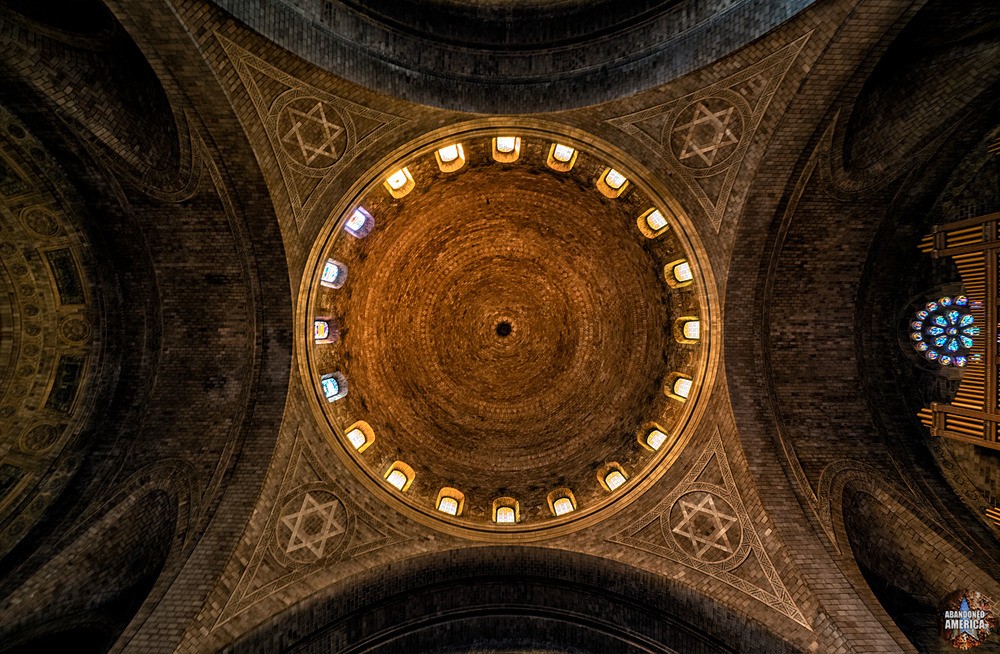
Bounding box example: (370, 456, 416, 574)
(304, 127, 710, 539)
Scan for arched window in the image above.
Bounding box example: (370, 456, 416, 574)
(596, 167, 629, 198)
(344, 420, 375, 452)
(909, 295, 978, 367)
(546, 143, 577, 172)
(637, 207, 671, 238)
(492, 497, 519, 524)
(598, 463, 628, 491)
(320, 258, 347, 289)
(435, 144, 466, 172)
(384, 166, 415, 198)
(673, 317, 701, 344)
(436, 487, 465, 516)
(664, 259, 693, 288)
(665, 372, 693, 401)
(547, 488, 577, 516)
(344, 207, 373, 238)
(492, 136, 521, 163)
(320, 372, 348, 402)
(639, 426, 671, 451)
(384, 461, 415, 491)
(314, 316, 339, 344)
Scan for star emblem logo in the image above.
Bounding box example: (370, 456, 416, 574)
(281, 101, 345, 165)
(672, 101, 740, 167)
(281, 492, 346, 558)
(670, 493, 739, 560)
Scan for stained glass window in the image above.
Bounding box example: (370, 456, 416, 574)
(496, 506, 515, 524)
(386, 169, 409, 190)
(314, 320, 330, 341)
(321, 376, 339, 399)
(322, 260, 340, 284)
(682, 320, 701, 340)
(346, 208, 369, 233)
(910, 295, 977, 367)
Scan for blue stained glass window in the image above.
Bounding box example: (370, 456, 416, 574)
(322, 261, 340, 284)
(322, 377, 339, 398)
(910, 295, 976, 367)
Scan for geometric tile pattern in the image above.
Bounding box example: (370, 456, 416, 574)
(669, 491, 740, 562)
(671, 100, 741, 168)
(216, 429, 407, 626)
(611, 429, 810, 628)
(216, 34, 408, 229)
(608, 33, 810, 231)
(280, 491, 346, 558)
(279, 101, 346, 166)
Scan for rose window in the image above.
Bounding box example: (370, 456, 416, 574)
(909, 296, 979, 367)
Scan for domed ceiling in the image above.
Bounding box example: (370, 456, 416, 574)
(304, 126, 711, 538)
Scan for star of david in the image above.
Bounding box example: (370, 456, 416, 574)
(281, 102, 345, 165)
(672, 102, 740, 167)
(670, 493, 738, 559)
(281, 492, 345, 558)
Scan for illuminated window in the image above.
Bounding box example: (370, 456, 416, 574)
(909, 296, 977, 367)
(383, 167, 415, 198)
(436, 487, 465, 516)
(320, 258, 347, 289)
(665, 259, 693, 288)
(546, 143, 578, 172)
(673, 317, 700, 344)
(646, 210, 667, 231)
(665, 373, 693, 401)
(344, 421, 374, 452)
(597, 167, 629, 198)
(384, 461, 414, 491)
(320, 372, 347, 402)
(435, 144, 466, 172)
(387, 470, 407, 489)
(642, 428, 668, 451)
(496, 136, 517, 152)
(314, 320, 330, 341)
(553, 497, 574, 515)
(492, 136, 521, 163)
(547, 488, 577, 516)
(492, 497, 519, 523)
(605, 169, 626, 189)
(553, 144, 575, 162)
(347, 428, 366, 449)
(605, 469, 627, 491)
(345, 207, 373, 238)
